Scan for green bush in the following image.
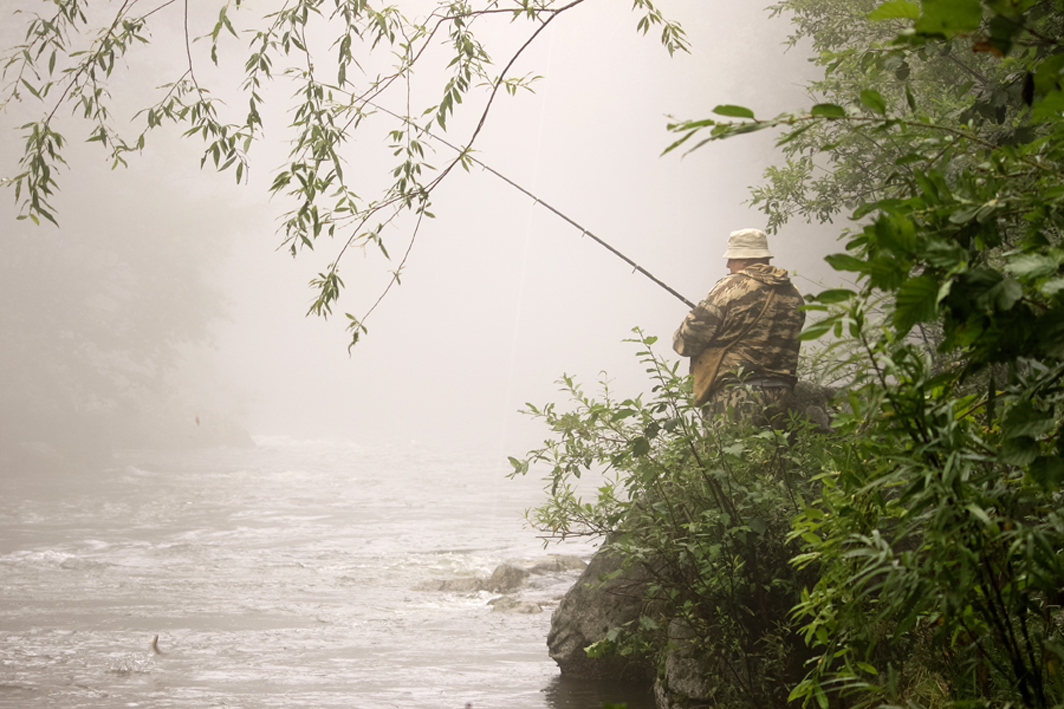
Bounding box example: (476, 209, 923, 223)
(510, 330, 832, 708)
(513, 320, 1064, 709)
(659, 2, 1064, 707)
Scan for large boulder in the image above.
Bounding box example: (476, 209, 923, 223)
(546, 542, 655, 681)
(485, 563, 530, 593)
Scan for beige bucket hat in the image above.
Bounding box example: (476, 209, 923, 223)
(722, 228, 773, 259)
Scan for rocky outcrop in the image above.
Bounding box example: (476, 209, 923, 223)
(546, 546, 719, 703)
(546, 542, 656, 681)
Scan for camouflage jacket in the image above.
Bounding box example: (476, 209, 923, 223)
(672, 263, 805, 390)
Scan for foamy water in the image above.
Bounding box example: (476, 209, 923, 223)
(0, 438, 655, 708)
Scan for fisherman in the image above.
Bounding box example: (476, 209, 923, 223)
(673, 228, 805, 423)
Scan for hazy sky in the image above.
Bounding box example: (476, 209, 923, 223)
(2, 1, 842, 456)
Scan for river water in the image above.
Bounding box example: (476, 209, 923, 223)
(0, 437, 656, 709)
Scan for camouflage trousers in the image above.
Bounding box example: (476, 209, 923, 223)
(701, 383, 793, 429)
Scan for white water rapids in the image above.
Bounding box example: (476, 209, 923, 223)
(0, 437, 656, 708)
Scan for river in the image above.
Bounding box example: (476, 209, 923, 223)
(0, 437, 657, 708)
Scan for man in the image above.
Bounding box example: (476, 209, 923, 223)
(673, 228, 805, 422)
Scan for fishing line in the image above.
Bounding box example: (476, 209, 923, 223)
(491, 28, 555, 487)
(497, 114, 542, 458)
(365, 100, 697, 310)
(471, 159, 695, 308)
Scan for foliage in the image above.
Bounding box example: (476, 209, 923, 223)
(510, 330, 830, 708)
(788, 339, 1064, 709)
(663, 1, 1064, 708)
(0, 0, 686, 349)
(752, 0, 1037, 234)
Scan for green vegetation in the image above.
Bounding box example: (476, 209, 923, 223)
(511, 1, 1064, 708)
(5, 0, 1064, 705)
(510, 332, 828, 706)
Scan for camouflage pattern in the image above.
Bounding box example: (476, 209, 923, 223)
(701, 383, 792, 429)
(673, 263, 805, 410)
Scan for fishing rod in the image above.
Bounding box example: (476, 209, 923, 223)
(473, 159, 696, 310)
(370, 102, 697, 310)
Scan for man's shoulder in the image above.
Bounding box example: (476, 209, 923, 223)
(710, 272, 755, 295)
(744, 263, 796, 285)
(724, 271, 771, 294)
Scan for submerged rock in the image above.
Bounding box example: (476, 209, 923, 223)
(413, 555, 587, 595)
(488, 596, 543, 614)
(412, 577, 484, 593)
(530, 555, 586, 574)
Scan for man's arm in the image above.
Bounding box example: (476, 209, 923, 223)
(672, 297, 724, 357)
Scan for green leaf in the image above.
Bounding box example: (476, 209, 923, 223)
(875, 213, 918, 255)
(867, 255, 909, 290)
(966, 503, 993, 527)
(923, 240, 967, 269)
(712, 104, 755, 119)
(860, 89, 887, 115)
(815, 288, 856, 304)
(987, 277, 1023, 311)
(811, 103, 846, 118)
(868, 0, 920, 21)
(799, 318, 837, 341)
(856, 661, 880, 675)
(893, 274, 941, 335)
(1003, 401, 1056, 439)
(1001, 435, 1040, 466)
(914, 0, 983, 36)
(1028, 456, 1064, 490)
(1041, 277, 1064, 297)
(632, 436, 651, 457)
(1006, 253, 1057, 281)
(824, 253, 867, 273)
(948, 203, 986, 224)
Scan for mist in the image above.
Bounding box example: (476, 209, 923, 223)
(0, 4, 840, 705)
(1, 1, 838, 462)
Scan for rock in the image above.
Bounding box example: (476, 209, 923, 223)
(412, 577, 484, 593)
(486, 563, 530, 593)
(413, 555, 588, 595)
(530, 555, 587, 574)
(488, 596, 543, 614)
(546, 542, 655, 681)
(656, 619, 712, 706)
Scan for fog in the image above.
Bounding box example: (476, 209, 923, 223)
(1, 1, 840, 462)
